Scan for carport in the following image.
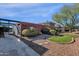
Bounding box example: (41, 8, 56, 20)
(0, 18, 22, 37)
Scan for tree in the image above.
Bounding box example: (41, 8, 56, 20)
(53, 14, 64, 25)
(53, 4, 79, 32)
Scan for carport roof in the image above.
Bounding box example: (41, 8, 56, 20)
(0, 18, 21, 23)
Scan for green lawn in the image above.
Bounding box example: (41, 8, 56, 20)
(49, 34, 76, 43)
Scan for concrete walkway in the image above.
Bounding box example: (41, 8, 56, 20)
(0, 34, 39, 56)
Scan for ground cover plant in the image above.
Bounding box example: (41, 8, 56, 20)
(48, 34, 77, 43)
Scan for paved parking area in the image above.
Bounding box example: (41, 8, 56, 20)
(0, 34, 39, 56)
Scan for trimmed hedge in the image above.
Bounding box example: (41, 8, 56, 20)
(50, 29, 57, 35)
(41, 28, 50, 34)
(22, 28, 41, 37)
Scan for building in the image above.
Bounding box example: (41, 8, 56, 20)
(16, 22, 48, 32)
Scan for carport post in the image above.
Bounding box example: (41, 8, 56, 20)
(19, 23, 22, 39)
(8, 21, 10, 34)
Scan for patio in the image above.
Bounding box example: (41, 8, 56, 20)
(42, 37, 79, 56)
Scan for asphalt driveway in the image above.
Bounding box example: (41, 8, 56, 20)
(0, 34, 39, 56)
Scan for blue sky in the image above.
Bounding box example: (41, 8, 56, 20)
(0, 3, 65, 23)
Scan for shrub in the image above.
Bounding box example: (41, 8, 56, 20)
(22, 28, 40, 37)
(41, 28, 50, 34)
(50, 29, 57, 35)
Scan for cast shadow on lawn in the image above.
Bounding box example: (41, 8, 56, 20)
(13, 35, 48, 56)
(75, 32, 79, 34)
(58, 34, 64, 36)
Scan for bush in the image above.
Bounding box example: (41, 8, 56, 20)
(50, 29, 56, 35)
(50, 28, 61, 35)
(41, 28, 50, 34)
(22, 28, 40, 37)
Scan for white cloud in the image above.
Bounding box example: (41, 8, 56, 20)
(0, 3, 44, 18)
(0, 3, 41, 8)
